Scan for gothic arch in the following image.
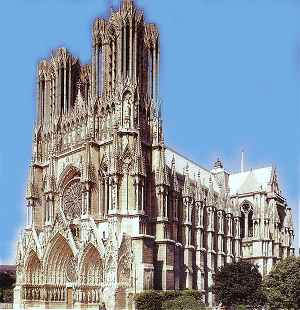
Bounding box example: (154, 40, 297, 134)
(24, 250, 42, 285)
(239, 199, 254, 212)
(240, 200, 254, 238)
(117, 235, 132, 288)
(57, 164, 81, 191)
(79, 243, 104, 286)
(43, 233, 76, 285)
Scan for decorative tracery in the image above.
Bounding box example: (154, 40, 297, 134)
(62, 180, 82, 220)
(117, 235, 132, 288)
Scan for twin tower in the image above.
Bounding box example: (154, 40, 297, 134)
(14, 0, 294, 309)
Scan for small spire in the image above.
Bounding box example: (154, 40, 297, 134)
(156, 146, 169, 186)
(183, 164, 192, 198)
(195, 170, 203, 202)
(207, 175, 215, 206)
(170, 155, 179, 192)
(26, 164, 37, 199)
(171, 155, 176, 171)
(132, 133, 146, 176)
(241, 150, 245, 172)
(214, 158, 223, 169)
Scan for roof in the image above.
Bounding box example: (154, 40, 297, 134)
(166, 146, 274, 197)
(229, 167, 273, 195)
(165, 147, 219, 192)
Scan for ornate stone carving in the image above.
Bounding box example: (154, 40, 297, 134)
(62, 180, 83, 220)
(66, 257, 78, 282)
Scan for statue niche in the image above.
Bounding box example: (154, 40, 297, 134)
(122, 91, 133, 129)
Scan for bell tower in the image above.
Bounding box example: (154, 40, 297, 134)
(92, 0, 160, 101)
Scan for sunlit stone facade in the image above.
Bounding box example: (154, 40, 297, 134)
(14, 0, 295, 309)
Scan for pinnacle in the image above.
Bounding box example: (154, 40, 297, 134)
(214, 158, 223, 169)
(122, 0, 134, 9)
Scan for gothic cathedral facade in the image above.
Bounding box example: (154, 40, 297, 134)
(14, 0, 295, 309)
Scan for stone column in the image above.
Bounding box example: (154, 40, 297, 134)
(96, 45, 100, 96)
(225, 213, 234, 263)
(123, 27, 126, 76)
(244, 212, 249, 238)
(92, 45, 96, 97)
(233, 217, 241, 259)
(55, 68, 59, 115)
(152, 44, 157, 100)
(133, 22, 137, 81)
(112, 39, 115, 91)
(217, 210, 225, 268)
(117, 28, 122, 81)
(206, 205, 216, 305)
(129, 21, 133, 79)
(63, 66, 67, 113)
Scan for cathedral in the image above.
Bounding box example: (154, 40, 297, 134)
(14, 0, 295, 309)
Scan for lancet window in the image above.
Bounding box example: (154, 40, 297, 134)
(240, 202, 253, 239)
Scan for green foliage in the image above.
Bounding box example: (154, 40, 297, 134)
(211, 261, 266, 308)
(135, 290, 204, 310)
(0, 272, 15, 289)
(180, 289, 203, 301)
(135, 290, 163, 310)
(262, 256, 300, 310)
(162, 295, 205, 310)
(2, 289, 13, 303)
(0, 272, 15, 303)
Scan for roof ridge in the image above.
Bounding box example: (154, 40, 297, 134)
(231, 165, 272, 176)
(166, 146, 210, 173)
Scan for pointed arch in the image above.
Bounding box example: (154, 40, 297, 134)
(57, 164, 81, 191)
(240, 200, 254, 239)
(24, 250, 42, 285)
(117, 235, 132, 288)
(43, 233, 76, 285)
(239, 199, 254, 211)
(79, 243, 103, 287)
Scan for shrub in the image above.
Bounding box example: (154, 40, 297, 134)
(162, 295, 205, 310)
(135, 290, 163, 310)
(135, 289, 204, 310)
(180, 289, 203, 301)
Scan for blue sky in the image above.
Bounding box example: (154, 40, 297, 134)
(0, 0, 299, 263)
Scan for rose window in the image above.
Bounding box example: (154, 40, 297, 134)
(62, 180, 82, 220)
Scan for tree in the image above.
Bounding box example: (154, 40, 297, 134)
(263, 256, 300, 310)
(0, 272, 15, 303)
(211, 261, 266, 308)
(0, 272, 15, 289)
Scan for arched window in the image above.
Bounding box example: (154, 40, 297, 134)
(240, 202, 253, 239)
(99, 167, 109, 218)
(62, 179, 82, 220)
(248, 209, 253, 237)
